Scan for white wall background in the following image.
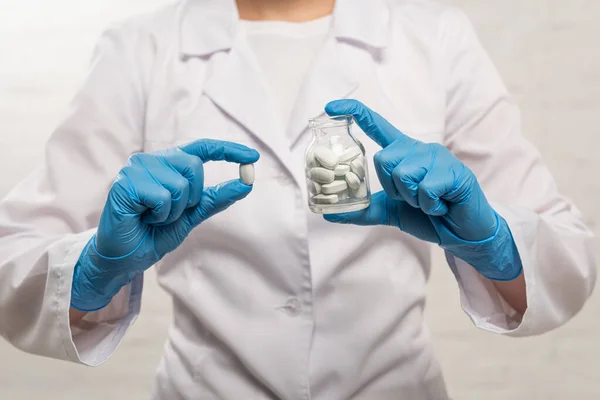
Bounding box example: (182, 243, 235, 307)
(0, 1, 598, 399)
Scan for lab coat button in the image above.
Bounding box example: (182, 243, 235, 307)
(282, 298, 302, 316)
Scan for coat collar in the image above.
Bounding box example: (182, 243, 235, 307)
(179, 0, 390, 56)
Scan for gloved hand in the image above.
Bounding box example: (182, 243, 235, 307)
(71, 139, 260, 311)
(323, 99, 522, 281)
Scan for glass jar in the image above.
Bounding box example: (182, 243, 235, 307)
(305, 114, 371, 214)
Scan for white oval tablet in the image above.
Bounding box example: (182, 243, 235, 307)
(333, 164, 350, 177)
(350, 158, 365, 179)
(239, 163, 255, 185)
(309, 167, 335, 184)
(307, 150, 318, 168)
(308, 181, 322, 194)
(314, 146, 339, 170)
(352, 182, 368, 199)
(338, 189, 349, 201)
(331, 143, 345, 157)
(313, 194, 339, 204)
(345, 171, 361, 190)
(321, 180, 348, 194)
(339, 147, 361, 164)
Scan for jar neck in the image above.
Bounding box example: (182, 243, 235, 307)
(309, 115, 355, 144)
(309, 115, 353, 131)
(311, 125, 354, 140)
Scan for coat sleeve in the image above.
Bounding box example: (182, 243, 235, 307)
(0, 20, 151, 365)
(438, 8, 597, 336)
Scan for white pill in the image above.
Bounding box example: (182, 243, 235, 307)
(345, 171, 361, 190)
(307, 150, 318, 168)
(329, 136, 341, 148)
(308, 181, 322, 194)
(331, 143, 345, 156)
(334, 164, 350, 177)
(314, 146, 339, 170)
(239, 164, 255, 185)
(352, 182, 368, 199)
(313, 194, 339, 204)
(321, 180, 348, 194)
(310, 167, 335, 184)
(350, 158, 365, 179)
(338, 189, 349, 201)
(339, 147, 361, 164)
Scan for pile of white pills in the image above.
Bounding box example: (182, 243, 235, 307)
(307, 137, 368, 205)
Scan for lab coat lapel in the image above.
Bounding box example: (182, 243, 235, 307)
(180, 0, 391, 187)
(287, 38, 359, 148)
(203, 37, 298, 182)
(286, 0, 391, 148)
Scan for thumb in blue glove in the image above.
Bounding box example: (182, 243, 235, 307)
(323, 99, 522, 282)
(71, 139, 260, 311)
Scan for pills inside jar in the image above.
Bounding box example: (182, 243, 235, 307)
(305, 114, 371, 214)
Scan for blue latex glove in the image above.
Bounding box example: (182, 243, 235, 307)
(324, 99, 522, 281)
(71, 139, 260, 311)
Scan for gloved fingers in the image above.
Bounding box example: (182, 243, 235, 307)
(117, 166, 173, 225)
(161, 148, 205, 208)
(373, 149, 401, 200)
(415, 146, 474, 207)
(183, 180, 253, 228)
(417, 170, 451, 217)
(372, 139, 419, 201)
(179, 139, 260, 164)
(323, 191, 442, 244)
(409, 145, 461, 216)
(132, 154, 190, 225)
(325, 99, 418, 148)
(110, 166, 152, 215)
(323, 191, 393, 226)
(391, 156, 429, 209)
(439, 163, 476, 204)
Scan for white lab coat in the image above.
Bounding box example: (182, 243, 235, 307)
(0, 0, 596, 399)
